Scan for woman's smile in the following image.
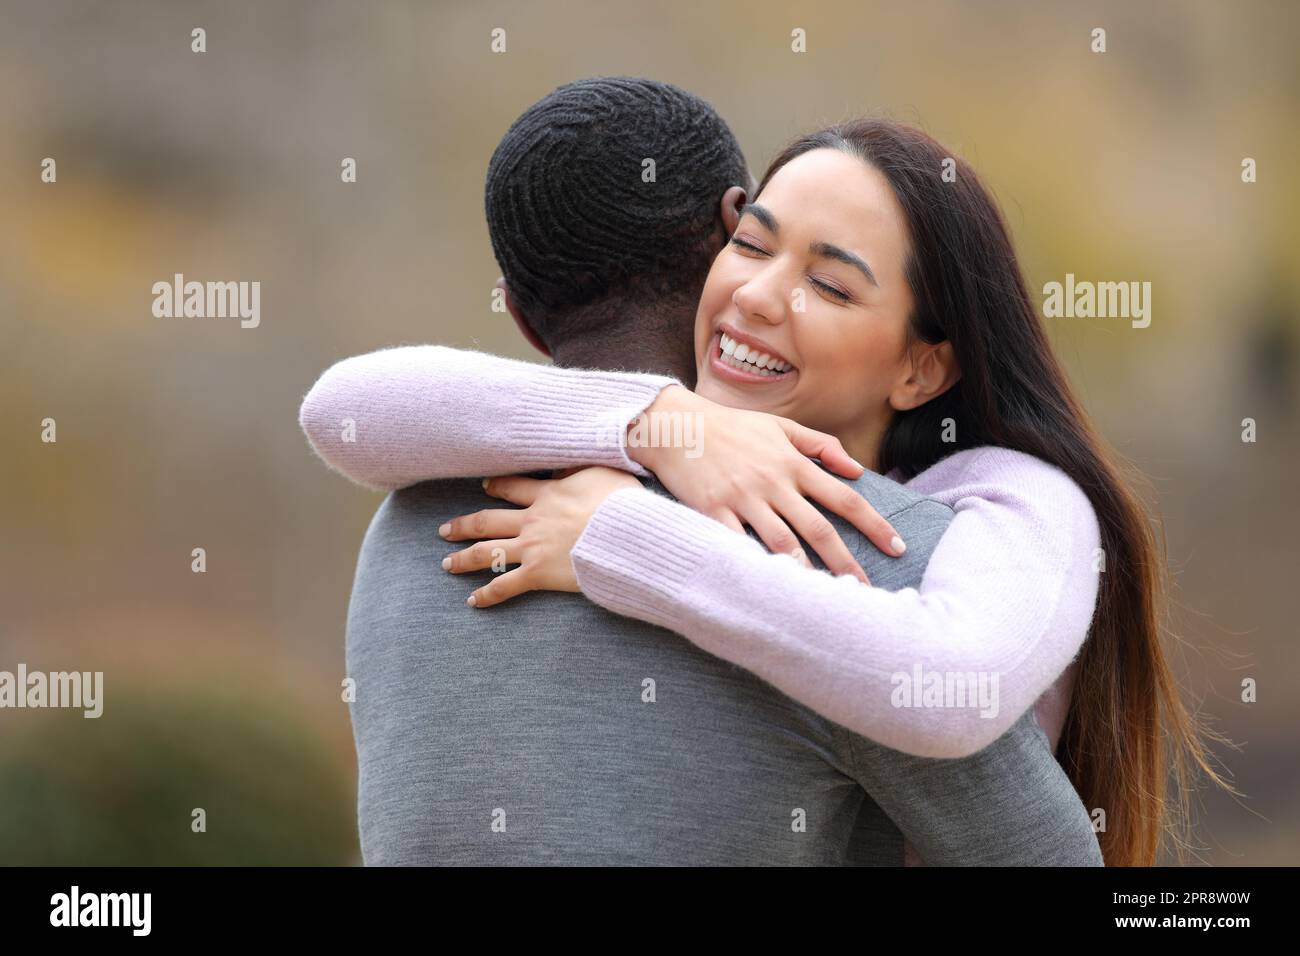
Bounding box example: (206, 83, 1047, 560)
(707, 324, 799, 386)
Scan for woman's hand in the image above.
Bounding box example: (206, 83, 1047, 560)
(627, 385, 905, 584)
(439, 467, 641, 608)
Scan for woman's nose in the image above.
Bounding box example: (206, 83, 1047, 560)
(731, 268, 790, 327)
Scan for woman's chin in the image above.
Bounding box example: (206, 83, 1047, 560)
(696, 373, 770, 412)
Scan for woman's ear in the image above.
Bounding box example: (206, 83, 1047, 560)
(890, 340, 962, 411)
(497, 277, 551, 358)
(719, 185, 748, 237)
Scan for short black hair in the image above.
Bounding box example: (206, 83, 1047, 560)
(485, 76, 749, 349)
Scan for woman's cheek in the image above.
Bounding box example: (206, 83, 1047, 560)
(695, 285, 727, 335)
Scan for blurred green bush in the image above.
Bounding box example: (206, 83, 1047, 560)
(0, 687, 357, 866)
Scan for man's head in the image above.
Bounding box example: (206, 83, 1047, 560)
(485, 76, 751, 381)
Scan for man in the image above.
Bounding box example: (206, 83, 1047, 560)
(316, 77, 1101, 865)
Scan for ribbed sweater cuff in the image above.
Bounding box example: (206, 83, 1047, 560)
(571, 486, 742, 630)
(510, 369, 679, 476)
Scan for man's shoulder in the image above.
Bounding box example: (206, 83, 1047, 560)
(640, 466, 953, 536)
(643, 467, 951, 584)
(356, 479, 487, 553)
(839, 469, 954, 526)
(823, 470, 954, 586)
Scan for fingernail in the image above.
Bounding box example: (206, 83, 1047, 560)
(481, 478, 490, 490)
(466, 594, 477, 607)
(438, 522, 451, 538)
(441, 556, 451, 570)
(891, 535, 906, 556)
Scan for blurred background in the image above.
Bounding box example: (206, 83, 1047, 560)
(1, 0, 1296, 865)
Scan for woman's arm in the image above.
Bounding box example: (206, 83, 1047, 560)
(568, 446, 1103, 759)
(298, 345, 678, 491)
(299, 345, 900, 575)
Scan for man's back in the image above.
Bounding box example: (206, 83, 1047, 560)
(347, 473, 944, 864)
(346, 472, 1102, 865)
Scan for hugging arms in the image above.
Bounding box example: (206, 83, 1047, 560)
(300, 344, 1101, 761)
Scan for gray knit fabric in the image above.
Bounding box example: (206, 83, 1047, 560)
(344, 470, 1102, 865)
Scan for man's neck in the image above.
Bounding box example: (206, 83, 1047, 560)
(550, 335, 696, 385)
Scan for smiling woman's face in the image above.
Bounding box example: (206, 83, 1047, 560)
(693, 147, 920, 465)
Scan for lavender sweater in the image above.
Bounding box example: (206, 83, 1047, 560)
(300, 346, 1103, 759)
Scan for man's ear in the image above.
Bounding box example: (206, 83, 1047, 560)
(719, 185, 748, 237)
(890, 339, 962, 411)
(497, 277, 551, 358)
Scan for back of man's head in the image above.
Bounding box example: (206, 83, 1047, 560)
(485, 77, 749, 357)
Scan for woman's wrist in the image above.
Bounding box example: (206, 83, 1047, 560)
(571, 485, 720, 622)
(625, 383, 699, 473)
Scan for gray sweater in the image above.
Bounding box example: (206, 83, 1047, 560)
(344, 470, 1102, 865)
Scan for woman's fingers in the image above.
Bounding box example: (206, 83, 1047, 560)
(774, 490, 872, 585)
(443, 539, 521, 574)
(799, 464, 906, 560)
(759, 494, 868, 582)
(737, 503, 805, 563)
(467, 567, 534, 608)
(439, 508, 524, 542)
(740, 501, 868, 583)
(482, 475, 544, 506)
(705, 506, 746, 535)
(779, 420, 864, 479)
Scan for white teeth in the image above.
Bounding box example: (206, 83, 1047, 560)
(717, 331, 794, 377)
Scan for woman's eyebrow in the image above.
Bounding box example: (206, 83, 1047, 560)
(811, 241, 878, 287)
(738, 202, 779, 234)
(739, 203, 878, 287)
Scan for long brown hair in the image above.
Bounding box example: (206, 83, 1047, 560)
(757, 119, 1230, 865)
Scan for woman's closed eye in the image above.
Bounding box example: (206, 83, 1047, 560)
(731, 236, 854, 304)
(809, 276, 852, 303)
(730, 235, 768, 256)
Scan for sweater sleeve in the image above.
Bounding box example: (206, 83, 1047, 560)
(569, 447, 1103, 759)
(297, 345, 680, 491)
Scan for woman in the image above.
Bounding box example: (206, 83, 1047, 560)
(301, 119, 1225, 866)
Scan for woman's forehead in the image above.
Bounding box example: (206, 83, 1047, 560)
(757, 149, 908, 253)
